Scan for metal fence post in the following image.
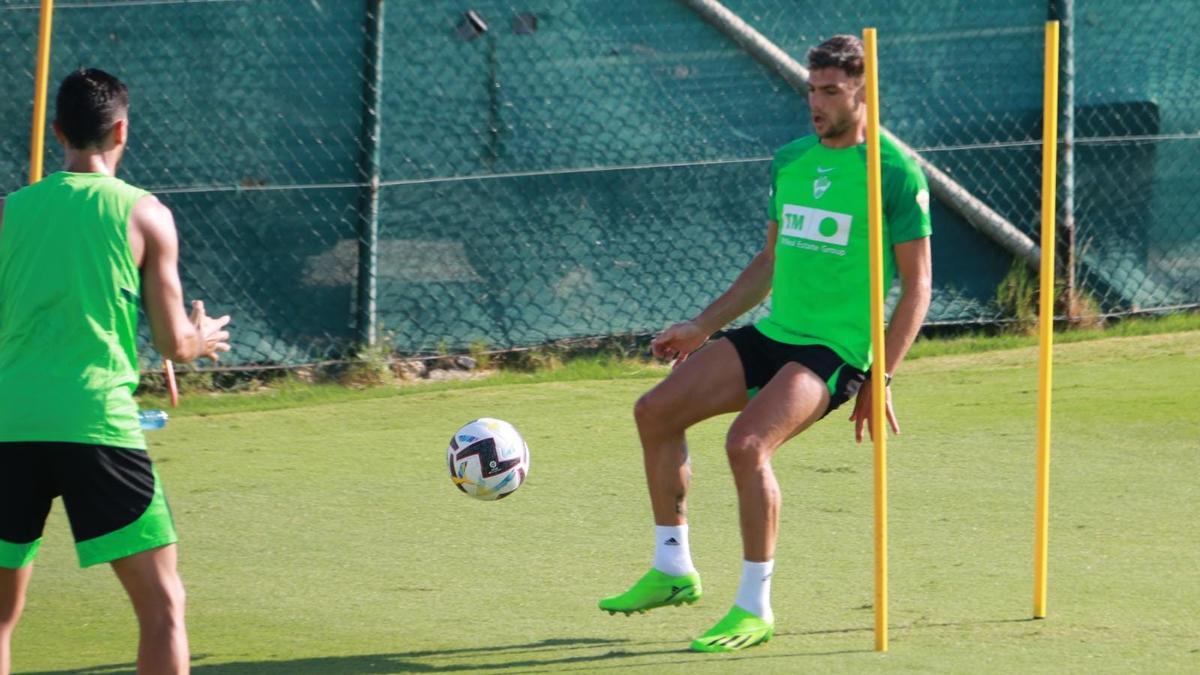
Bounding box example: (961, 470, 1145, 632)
(1053, 0, 1077, 321)
(356, 0, 385, 348)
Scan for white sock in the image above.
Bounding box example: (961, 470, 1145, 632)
(734, 559, 774, 621)
(652, 525, 696, 576)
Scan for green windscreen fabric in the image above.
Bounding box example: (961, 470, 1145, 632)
(0, 0, 1195, 365)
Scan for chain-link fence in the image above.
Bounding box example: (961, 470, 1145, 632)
(1070, 2, 1200, 315)
(1, 0, 1196, 374)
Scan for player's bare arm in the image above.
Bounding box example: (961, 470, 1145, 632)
(130, 194, 231, 362)
(849, 235, 932, 441)
(652, 220, 778, 364)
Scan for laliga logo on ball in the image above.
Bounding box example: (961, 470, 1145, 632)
(446, 418, 530, 500)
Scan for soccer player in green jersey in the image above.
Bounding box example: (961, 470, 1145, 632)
(599, 35, 933, 652)
(0, 69, 230, 674)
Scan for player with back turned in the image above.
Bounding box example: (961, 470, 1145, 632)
(598, 35, 933, 652)
(0, 69, 231, 675)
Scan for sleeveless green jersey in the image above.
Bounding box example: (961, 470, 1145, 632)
(756, 135, 932, 370)
(0, 172, 149, 449)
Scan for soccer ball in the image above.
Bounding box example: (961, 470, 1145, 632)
(447, 418, 530, 500)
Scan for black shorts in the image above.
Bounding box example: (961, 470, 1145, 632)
(0, 442, 177, 569)
(723, 324, 867, 417)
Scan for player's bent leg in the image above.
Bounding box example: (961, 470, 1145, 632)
(634, 338, 748, 526)
(111, 544, 189, 675)
(0, 564, 33, 675)
(601, 339, 746, 617)
(598, 568, 702, 615)
(688, 363, 827, 651)
(725, 362, 829, 562)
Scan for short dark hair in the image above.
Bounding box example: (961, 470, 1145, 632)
(807, 35, 864, 78)
(54, 68, 129, 149)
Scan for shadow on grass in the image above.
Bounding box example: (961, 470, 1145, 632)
(24, 637, 664, 675)
(25, 635, 848, 674)
(24, 618, 1041, 674)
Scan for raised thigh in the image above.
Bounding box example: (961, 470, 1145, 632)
(728, 362, 831, 452)
(639, 337, 750, 430)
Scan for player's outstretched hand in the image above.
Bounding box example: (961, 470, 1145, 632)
(651, 320, 709, 368)
(849, 380, 900, 443)
(190, 299, 232, 362)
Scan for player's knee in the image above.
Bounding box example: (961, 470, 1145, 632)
(0, 605, 22, 634)
(0, 587, 27, 630)
(135, 575, 187, 629)
(725, 432, 771, 474)
(163, 575, 186, 620)
(633, 392, 668, 430)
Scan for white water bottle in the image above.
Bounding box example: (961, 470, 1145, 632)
(139, 409, 168, 430)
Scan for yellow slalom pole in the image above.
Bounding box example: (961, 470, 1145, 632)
(29, 0, 55, 184)
(1034, 20, 1060, 620)
(862, 27, 888, 652)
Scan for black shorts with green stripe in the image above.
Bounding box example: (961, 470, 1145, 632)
(723, 324, 867, 417)
(0, 442, 177, 569)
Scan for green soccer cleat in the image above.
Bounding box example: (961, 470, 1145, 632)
(598, 568, 702, 615)
(689, 605, 775, 652)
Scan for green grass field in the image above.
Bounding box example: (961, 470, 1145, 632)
(15, 330, 1200, 674)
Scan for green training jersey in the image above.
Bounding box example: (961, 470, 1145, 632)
(756, 134, 932, 370)
(0, 172, 149, 449)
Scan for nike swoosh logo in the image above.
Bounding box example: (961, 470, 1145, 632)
(817, 166, 834, 173)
